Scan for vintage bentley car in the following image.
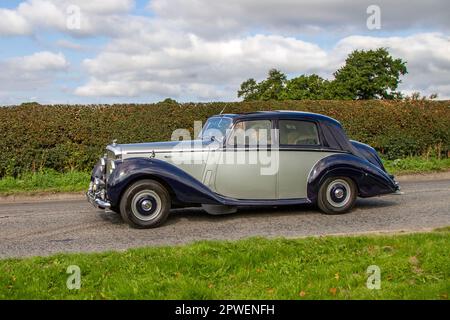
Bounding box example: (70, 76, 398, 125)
(87, 111, 400, 228)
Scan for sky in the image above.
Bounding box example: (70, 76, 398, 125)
(0, 0, 449, 105)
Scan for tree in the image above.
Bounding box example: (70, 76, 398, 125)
(20, 102, 41, 107)
(237, 78, 259, 101)
(238, 69, 287, 101)
(404, 92, 438, 101)
(158, 98, 179, 104)
(333, 48, 407, 99)
(284, 75, 331, 100)
(237, 48, 410, 101)
(257, 69, 287, 101)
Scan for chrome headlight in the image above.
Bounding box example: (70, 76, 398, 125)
(109, 159, 116, 174)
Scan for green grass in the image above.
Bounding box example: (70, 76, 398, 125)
(383, 157, 450, 175)
(0, 157, 448, 195)
(1, 230, 449, 300)
(0, 170, 90, 195)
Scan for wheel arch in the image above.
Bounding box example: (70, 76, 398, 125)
(307, 153, 397, 203)
(113, 174, 177, 208)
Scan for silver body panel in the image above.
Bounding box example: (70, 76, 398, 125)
(277, 151, 336, 198)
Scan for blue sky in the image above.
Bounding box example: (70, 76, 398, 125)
(0, 0, 449, 105)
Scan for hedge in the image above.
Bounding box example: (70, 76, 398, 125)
(0, 100, 449, 177)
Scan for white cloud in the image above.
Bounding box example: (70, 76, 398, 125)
(330, 33, 450, 98)
(4, 0, 449, 38)
(74, 34, 328, 99)
(0, 52, 68, 92)
(74, 30, 450, 100)
(0, 8, 32, 35)
(1, 1, 450, 102)
(9, 51, 68, 72)
(0, 0, 135, 36)
(149, 0, 450, 38)
(75, 79, 181, 97)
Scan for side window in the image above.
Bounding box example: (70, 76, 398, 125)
(227, 120, 272, 147)
(279, 120, 320, 146)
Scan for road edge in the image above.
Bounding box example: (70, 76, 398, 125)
(0, 170, 449, 204)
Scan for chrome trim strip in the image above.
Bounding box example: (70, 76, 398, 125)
(124, 147, 349, 155)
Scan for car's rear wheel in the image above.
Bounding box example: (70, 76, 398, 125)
(120, 179, 171, 228)
(317, 176, 357, 214)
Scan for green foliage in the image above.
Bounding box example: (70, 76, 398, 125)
(258, 68, 287, 100)
(0, 170, 90, 195)
(1, 231, 449, 299)
(158, 98, 178, 105)
(238, 48, 408, 101)
(333, 48, 407, 99)
(237, 78, 260, 101)
(238, 69, 287, 101)
(405, 92, 439, 101)
(19, 102, 41, 107)
(382, 157, 450, 175)
(0, 100, 448, 177)
(284, 75, 332, 100)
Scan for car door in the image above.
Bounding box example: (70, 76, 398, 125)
(213, 119, 277, 199)
(277, 119, 336, 199)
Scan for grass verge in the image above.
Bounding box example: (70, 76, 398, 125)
(382, 157, 450, 175)
(0, 157, 449, 195)
(0, 230, 449, 299)
(0, 170, 90, 195)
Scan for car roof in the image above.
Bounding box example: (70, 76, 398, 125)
(213, 110, 341, 126)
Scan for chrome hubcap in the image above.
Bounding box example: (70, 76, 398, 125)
(326, 179, 351, 208)
(334, 188, 344, 199)
(131, 190, 162, 222)
(141, 200, 153, 211)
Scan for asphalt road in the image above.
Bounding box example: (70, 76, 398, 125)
(0, 178, 449, 258)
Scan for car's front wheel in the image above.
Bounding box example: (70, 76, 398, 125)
(120, 179, 171, 228)
(317, 176, 357, 214)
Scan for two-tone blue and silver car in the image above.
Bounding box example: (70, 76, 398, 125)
(87, 111, 400, 228)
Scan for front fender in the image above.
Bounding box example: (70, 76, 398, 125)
(307, 153, 398, 202)
(106, 158, 220, 207)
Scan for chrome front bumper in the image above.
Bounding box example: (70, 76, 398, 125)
(86, 180, 111, 209)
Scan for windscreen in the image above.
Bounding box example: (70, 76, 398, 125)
(199, 117, 233, 140)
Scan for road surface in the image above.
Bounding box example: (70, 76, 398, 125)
(0, 178, 449, 258)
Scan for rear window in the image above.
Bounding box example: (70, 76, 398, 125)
(279, 120, 320, 146)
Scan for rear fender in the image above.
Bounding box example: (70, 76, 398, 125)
(307, 154, 398, 202)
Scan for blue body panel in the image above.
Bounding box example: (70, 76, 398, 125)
(307, 153, 398, 202)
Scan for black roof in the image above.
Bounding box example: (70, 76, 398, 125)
(216, 110, 341, 126)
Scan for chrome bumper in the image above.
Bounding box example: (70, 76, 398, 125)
(86, 180, 111, 209)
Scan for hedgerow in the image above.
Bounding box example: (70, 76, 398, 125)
(0, 100, 448, 177)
